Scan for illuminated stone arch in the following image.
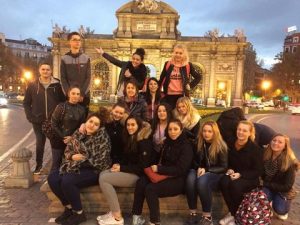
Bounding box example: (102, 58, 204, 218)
(91, 61, 110, 100)
(190, 62, 206, 100)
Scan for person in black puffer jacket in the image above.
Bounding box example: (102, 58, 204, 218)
(97, 116, 153, 225)
(51, 85, 86, 172)
(104, 101, 128, 164)
(96, 47, 147, 96)
(219, 120, 263, 225)
(118, 79, 148, 121)
(132, 119, 193, 225)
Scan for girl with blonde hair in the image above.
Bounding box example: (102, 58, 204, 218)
(219, 120, 263, 225)
(159, 44, 201, 109)
(262, 134, 298, 220)
(173, 96, 201, 141)
(185, 121, 228, 225)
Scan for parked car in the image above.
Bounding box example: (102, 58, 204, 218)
(262, 100, 274, 107)
(0, 94, 8, 107)
(245, 101, 264, 109)
(291, 104, 300, 115)
(5, 92, 18, 99)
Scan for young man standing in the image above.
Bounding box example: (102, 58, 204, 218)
(60, 31, 91, 114)
(23, 62, 65, 174)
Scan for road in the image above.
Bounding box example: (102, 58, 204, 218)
(0, 106, 299, 159)
(0, 104, 34, 160)
(249, 113, 300, 158)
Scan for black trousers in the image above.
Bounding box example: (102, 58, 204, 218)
(219, 175, 259, 215)
(132, 175, 185, 224)
(161, 94, 184, 110)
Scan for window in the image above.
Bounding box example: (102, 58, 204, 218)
(292, 46, 297, 53)
(285, 47, 290, 53)
(293, 37, 299, 43)
(24, 52, 29, 58)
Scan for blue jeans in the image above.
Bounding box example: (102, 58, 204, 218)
(48, 169, 99, 211)
(263, 187, 291, 215)
(185, 169, 222, 213)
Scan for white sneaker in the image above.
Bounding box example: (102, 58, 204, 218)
(97, 212, 113, 221)
(98, 215, 124, 225)
(219, 213, 234, 225)
(277, 213, 288, 220)
(133, 215, 145, 225)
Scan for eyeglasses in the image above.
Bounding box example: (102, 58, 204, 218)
(71, 39, 81, 42)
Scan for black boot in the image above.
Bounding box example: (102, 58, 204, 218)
(55, 207, 73, 224)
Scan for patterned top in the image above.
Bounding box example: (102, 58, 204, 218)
(60, 127, 111, 174)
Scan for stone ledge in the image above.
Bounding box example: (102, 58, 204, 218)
(41, 181, 227, 218)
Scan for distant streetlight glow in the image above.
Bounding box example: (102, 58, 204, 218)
(24, 71, 32, 81)
(261, 80, 271, 98)
(261, 80, 271, 90)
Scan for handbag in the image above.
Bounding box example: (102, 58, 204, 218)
(42, 103, 66, 139)
(42, 119, 56, 139)
(144, 144, 169, 183)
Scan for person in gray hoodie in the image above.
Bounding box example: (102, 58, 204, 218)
(60, 31, 91, 114)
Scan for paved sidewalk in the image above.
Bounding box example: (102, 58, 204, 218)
(0, 140, 299, 225)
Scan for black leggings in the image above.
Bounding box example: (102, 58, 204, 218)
(132, 175, 185, 224)
(219, 175, 259, 215)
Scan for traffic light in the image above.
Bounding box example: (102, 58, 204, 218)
(282, 95, 289, 102)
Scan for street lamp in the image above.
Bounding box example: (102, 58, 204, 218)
(23, 71, 32, 81)
(261, 80, 271, 99)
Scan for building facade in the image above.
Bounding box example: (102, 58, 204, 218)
(0, 32, 51, 93)
(50, 0, 248, 106)
(284, 32, 300, 53)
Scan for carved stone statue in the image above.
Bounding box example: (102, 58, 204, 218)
(78, 25, 86, 37)
(205, 28, 220, 41)
(136, 0, 159, 13)
(234, 28, 245, 42)
(62, 26, 70, 33)
(52, 23, 63, 37)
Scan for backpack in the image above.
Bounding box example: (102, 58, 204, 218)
(235, 188, 272, 225)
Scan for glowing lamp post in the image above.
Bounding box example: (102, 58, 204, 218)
(261, 80, 271, 99)
(23, 71, 32, 81)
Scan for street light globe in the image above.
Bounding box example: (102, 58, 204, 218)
(261, 80, 271, 90)
(24, 71, 32, 81)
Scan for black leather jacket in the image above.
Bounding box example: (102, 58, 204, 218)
(51, 101, 86, 139)
(193, 142, 228, 174)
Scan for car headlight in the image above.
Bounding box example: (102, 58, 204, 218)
(0, 98, 8, 105)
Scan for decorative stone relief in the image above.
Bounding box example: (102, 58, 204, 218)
(136, 0, 159, 13)
(217, 63, 234, 72)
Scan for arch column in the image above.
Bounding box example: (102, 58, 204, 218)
(207, 54, 217, 107)
(233, 55, 245, 106)
(52, 50, 60, 79)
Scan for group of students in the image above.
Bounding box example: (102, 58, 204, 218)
(22, 31, 298, 225)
